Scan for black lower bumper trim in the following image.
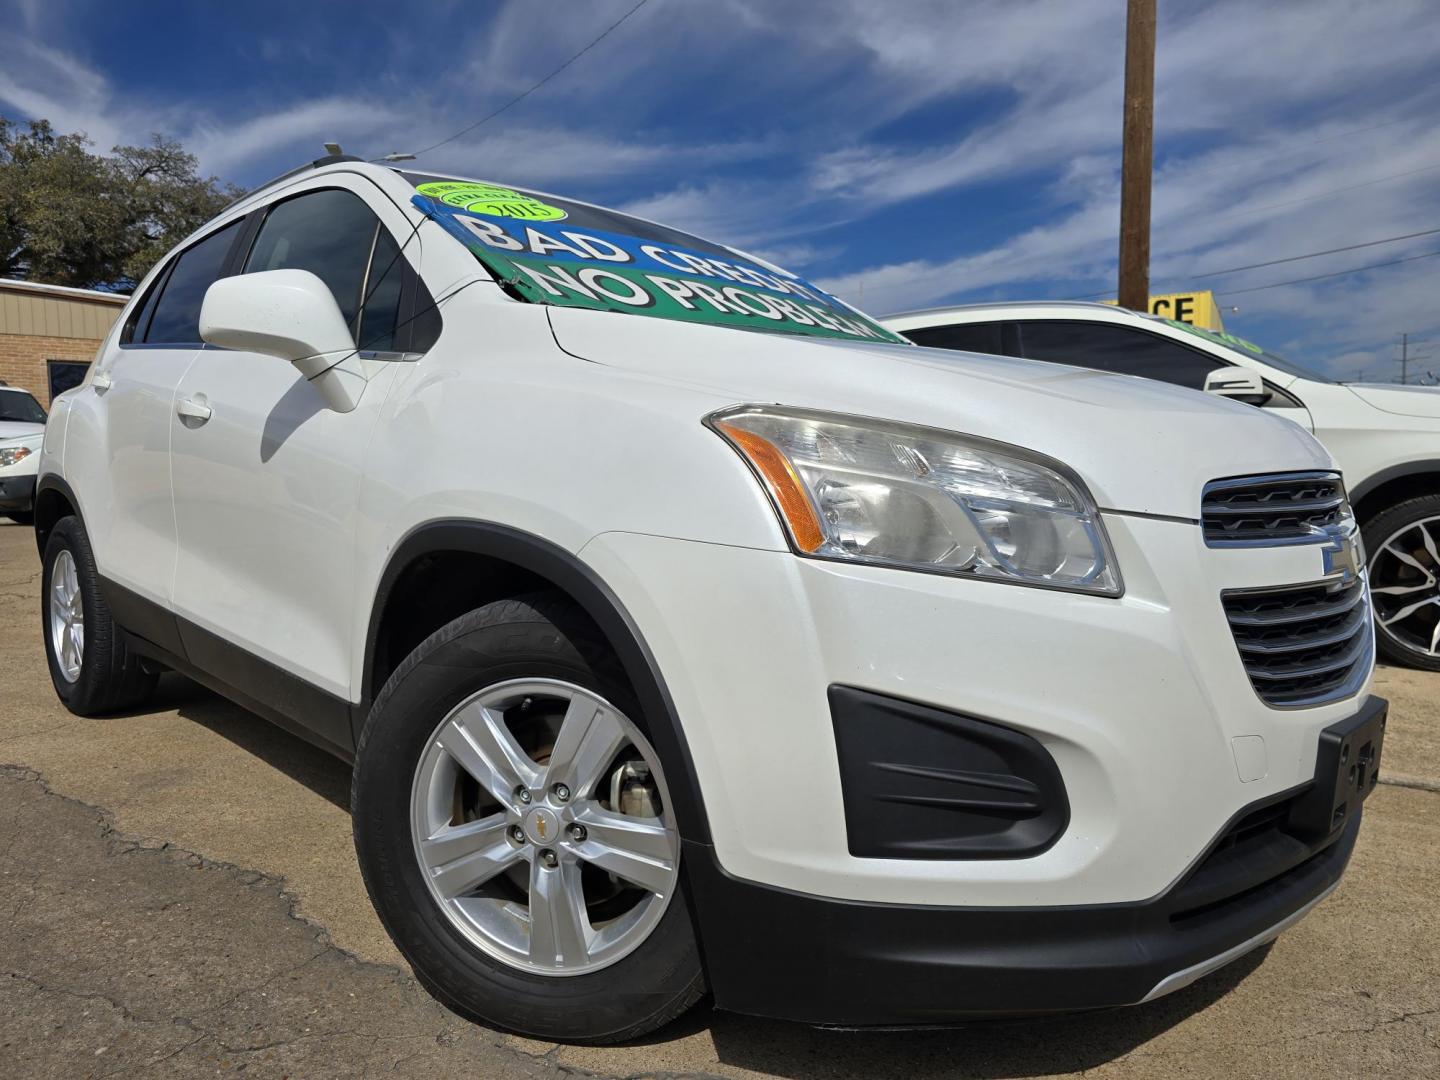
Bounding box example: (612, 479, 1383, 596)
(686, 784, 1364, 1026)
(0, 473, 36, 512)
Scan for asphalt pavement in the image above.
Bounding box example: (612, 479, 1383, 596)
(1, 519, 1436, 1079)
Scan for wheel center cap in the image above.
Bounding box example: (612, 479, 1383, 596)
(523, 807, 558, 845)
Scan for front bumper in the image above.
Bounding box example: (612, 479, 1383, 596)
(686, 763, 1367, 1024)
(0, 473, 36, 512)
(578, 514, 1379, 1022)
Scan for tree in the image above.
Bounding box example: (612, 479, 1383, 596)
(0, 117, 244, 290)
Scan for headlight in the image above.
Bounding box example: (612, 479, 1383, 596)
(707, 405, 1121, 595)
(0, 445, 33, 468)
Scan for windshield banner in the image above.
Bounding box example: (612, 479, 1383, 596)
(412, 186, 905, 345)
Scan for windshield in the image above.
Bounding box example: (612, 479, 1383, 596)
(1155, 318, 1337, 383)
(0, 391, 45, 424)
(404, 172, 904, 345)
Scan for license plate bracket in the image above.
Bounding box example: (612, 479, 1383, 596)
(1288, 696, 1386, 840)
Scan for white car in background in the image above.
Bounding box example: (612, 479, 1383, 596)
(0, 383, 46, 524)
(886, 301, 1440, 670)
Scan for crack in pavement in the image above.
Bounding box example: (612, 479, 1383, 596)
(1118, 1006, 1440, 1062)
(3, 969, 181, 1029)
(0, 720, 82, 745)
(0, 762, 630, 1080)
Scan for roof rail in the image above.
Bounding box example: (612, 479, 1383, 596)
(220, 153, 367, 212)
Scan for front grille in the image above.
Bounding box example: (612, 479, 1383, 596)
(1202, 471, 1346, 545)
(1222, 577, 1371, 706)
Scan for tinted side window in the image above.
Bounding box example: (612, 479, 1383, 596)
(244, 189, 384, 332)
(121, 263, 170, 344)
(904, 322, 1004, 355)
(144, 220, 244, 345)
(1013, 321, 1222, 389)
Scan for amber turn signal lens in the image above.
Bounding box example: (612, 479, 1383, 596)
(715, 420, 826, 552)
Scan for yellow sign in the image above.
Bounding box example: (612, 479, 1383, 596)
(1104, 291, 1225, 331)
(415, 181, 567, 222)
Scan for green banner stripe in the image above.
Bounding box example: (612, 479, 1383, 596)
(469, 245, 902, 344)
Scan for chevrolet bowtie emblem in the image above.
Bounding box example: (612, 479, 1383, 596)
(1321, 528, 1362, 585)
(536, 816, 548, 840)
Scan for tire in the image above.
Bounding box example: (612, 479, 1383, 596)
(1363, 493, 1440, 671)
(5, 510, 34, 525)
(352, 593, 706, 1044)
(41, 515, 158, 714)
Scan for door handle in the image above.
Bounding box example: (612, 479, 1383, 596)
(91, 371, 113, 391)
(176, 396, 212, 423)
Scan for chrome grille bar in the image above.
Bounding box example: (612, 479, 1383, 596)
(1221, 577, 1372, 707)
(1202, 471, 1347, 546)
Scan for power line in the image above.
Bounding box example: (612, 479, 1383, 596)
(1191, 227, 1440, 279)
(1072, 226, 1440, 299)
(409, 0, 651, 159)
(1216, 248, 1440, 297)
(1204, 160, 1440, 225)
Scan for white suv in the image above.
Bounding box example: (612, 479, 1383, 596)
(0, 383, 47, 524)
(35, 158, 1385, 1043)
(886, 301, 1440, 671)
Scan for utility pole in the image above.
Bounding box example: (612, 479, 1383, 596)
(1117, 0, 1157, 312)
(1396, 335, 1433, 384)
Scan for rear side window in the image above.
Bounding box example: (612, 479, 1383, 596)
(122, 267, 167, 344)
(904, 322, 1005, 355)
(1012, 321, 1223, 389)
(245, 189, 387, 335)
(142, 220, 245, 345)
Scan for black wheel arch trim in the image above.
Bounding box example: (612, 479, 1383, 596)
(33, 472, 83, 556)
(359, 519, 713, 845)
(1349, 460, 1440, 511)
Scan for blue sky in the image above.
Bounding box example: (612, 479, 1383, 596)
(4, 0, 1439, 381)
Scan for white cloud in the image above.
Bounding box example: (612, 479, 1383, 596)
(187, 98, 405, 178)
(12, 0, 44, 32)
(0, 38, 125, 149)
(433, 129, 775, 191)
(1, 0, 1435, 374)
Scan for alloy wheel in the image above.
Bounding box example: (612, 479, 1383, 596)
(48, 549, 84, 683)
(409, 679, 679, 976)
(1369, 515, 1440, 657)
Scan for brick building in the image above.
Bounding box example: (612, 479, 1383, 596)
(0, 279, 128, 405)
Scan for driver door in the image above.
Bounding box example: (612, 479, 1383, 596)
(168, 178, 418, 752)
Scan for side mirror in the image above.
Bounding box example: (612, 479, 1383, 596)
(200, 269, 365, 413)
(1203, 367, 1270, 407)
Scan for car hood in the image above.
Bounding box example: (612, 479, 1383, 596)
(548, 307, 1331, 520)
(0, 421, 44, 441)
(1346, 383, 1440, 419)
